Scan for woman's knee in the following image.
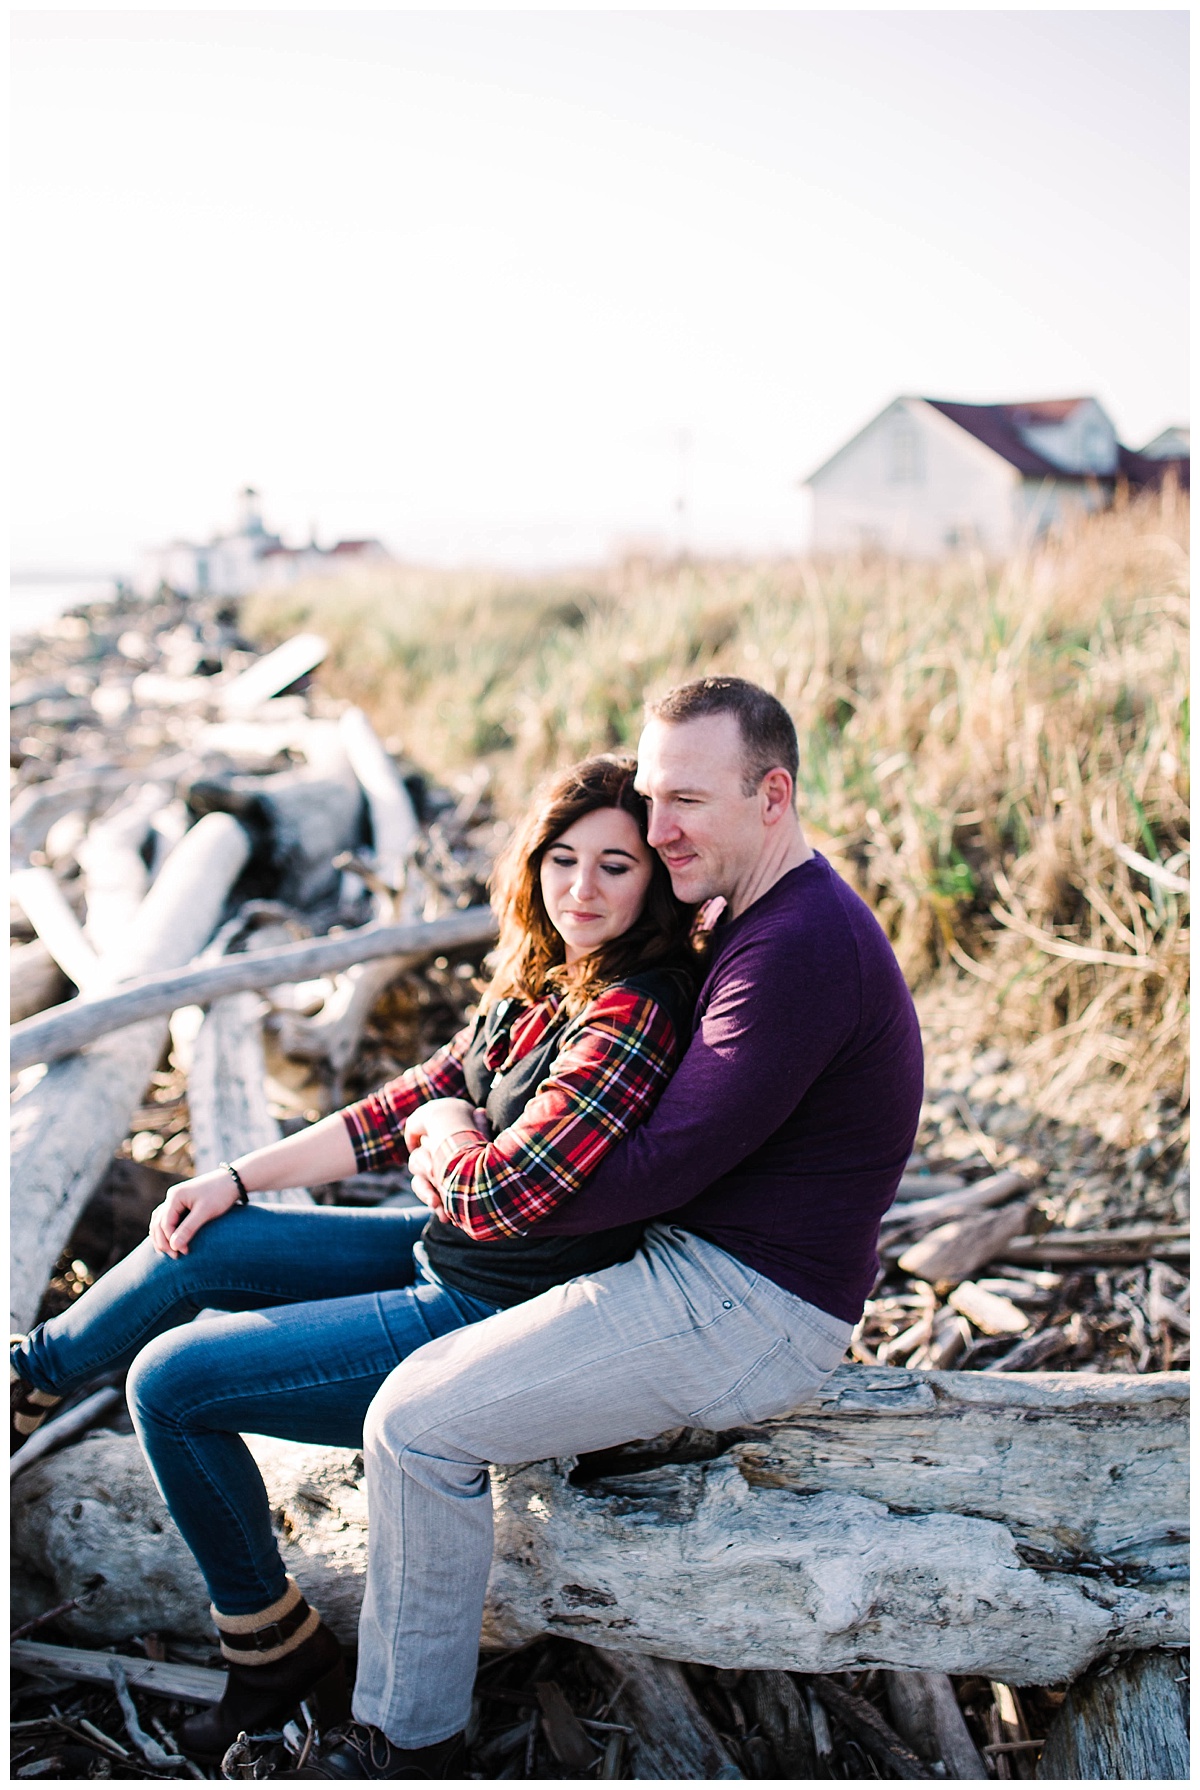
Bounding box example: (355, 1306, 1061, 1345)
(125, 1328, 204, 1426)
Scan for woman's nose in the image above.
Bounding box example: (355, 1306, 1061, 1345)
(571, 864, 598, 899)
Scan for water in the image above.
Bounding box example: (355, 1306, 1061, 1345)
(10, 576, 121, 641)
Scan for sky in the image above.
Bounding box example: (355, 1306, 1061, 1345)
(11, 9, 1190, 574)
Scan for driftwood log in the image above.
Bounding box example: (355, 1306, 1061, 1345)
(9, 813, 252, 1333)
(1034, 1647, 1189, 1779)
(187, 990, 314, 1205)
(10, 938, 70, 1022)
(185, 715, 364, 908)
(10, 865, 102, 994)
(11, 1368, 1186, 1687)
(77, 782, 171, 955)
(273, 706, 425, 1073)
(10, 906, 498, 1073)
(885, 1670, 988, 1778)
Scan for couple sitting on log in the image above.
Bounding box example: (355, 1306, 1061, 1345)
(11, 675, 924, 1778)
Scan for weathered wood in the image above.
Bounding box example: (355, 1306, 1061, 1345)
(884, 1169, 1039, 1232)
(746, 1671, 818, 1777)
(948, 1281, 1030, 1336)
(11, 1642, 225, 1706)
(9, 764, 129, 863)
(220, 632, 328, 718)
(587, 1649, 743, 1778)
(884, 1671, 988, 1779)
(337, 705, 420, 889)
(10, 938, 70, 1022)
(11, 1371, 1187, 1685)
(897, 1202, 1031, 1285)
(9, 814, 252, 1332)
(10, 866, 102, 992)
(77, 783, 171, 954)
(990, 1328, 1071, 1372)
(1003, 1227, 1190, 1265)
(10, 906, 498, 1072)
(1035, 1649, 1189, 1780)
(273, 707, 425, 1072)
(809, 1674, 933, 1777)
(187, 990, 313, 1205)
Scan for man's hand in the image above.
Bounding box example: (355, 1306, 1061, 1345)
(149, 1170, 242, 1257)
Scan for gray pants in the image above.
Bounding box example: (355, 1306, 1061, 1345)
(353, 1224, 852, 1745)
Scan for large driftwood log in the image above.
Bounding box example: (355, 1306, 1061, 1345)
(77, 782, 171, 954)
(9, 814, 252, 1333)
(11, 1370, 1186, 1686)
(274, 707, 425, 1073)
(186, 715, 364, 908)
(1035, 1648, 1189, 1779)
(10, 907, 498, 1073)
(10, 866, 102, 993)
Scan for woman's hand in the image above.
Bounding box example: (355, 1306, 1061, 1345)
(149, 1170, 241, 1258)
(405, 1101, 490, 1220)
(403, 1098, 484, 1155)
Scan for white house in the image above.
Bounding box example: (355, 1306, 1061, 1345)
(134, 489, 390, 598)
(804, 397, 1184, 557)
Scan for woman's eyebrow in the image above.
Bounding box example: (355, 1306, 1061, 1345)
(599, 847, 638, 860)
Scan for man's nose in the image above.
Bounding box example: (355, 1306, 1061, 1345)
(646, 806, 676, 849)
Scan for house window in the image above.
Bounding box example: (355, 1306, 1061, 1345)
(889, 418, 924, 484)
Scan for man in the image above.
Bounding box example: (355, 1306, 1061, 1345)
(288, 676, 924, 1779)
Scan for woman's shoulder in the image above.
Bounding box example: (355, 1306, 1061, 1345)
(580, 963, 697, 1039)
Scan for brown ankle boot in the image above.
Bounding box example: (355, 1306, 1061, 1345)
(175, 1579, 350, 1763)
(10, 1343, 62, 1456)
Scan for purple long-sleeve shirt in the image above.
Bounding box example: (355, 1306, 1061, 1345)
(529, 853, 924, 1323)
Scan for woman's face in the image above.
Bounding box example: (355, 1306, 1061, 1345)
(539, 806, 655, 965)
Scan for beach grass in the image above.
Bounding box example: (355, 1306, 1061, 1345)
(242, 486, 1189, 1139)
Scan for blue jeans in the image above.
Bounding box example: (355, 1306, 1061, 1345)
(11, 1205, 500, 1615)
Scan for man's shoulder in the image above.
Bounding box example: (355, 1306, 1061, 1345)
(711, 855, 865, 966)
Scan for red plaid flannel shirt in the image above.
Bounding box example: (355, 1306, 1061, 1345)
(340, 986, 679, 1240)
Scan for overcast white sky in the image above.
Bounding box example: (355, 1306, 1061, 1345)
(11, 9, 1190, 572)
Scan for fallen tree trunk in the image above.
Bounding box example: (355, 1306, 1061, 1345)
(10, 906, 498, 1073)
(11, 1368, 1186, 1686)
(9, 814, 252, 1333)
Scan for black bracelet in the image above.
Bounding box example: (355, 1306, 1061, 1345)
(220, 1162, 250, 1205)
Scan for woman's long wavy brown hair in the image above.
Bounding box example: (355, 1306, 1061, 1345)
(483, 755, 696, 1014)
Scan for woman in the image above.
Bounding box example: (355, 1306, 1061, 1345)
(10, 756, 697, 1760)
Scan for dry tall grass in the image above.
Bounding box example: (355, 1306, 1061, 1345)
(242, 488, 1189, 1139)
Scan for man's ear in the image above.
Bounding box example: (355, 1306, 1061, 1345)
(760, 767, 794, 824)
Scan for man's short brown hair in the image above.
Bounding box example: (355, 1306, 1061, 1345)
(647, 677, 800, 797)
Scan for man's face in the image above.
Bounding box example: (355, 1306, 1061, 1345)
(635, 713, 767, 906)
